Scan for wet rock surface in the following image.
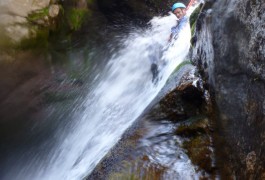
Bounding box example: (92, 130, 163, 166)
(192, 0, 265, 178)
(153, 64, 210, 121)
(177, 116, 215, 175)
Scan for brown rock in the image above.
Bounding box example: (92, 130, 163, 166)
(49, 4, 60, 18)
(246, 151, 256, 173)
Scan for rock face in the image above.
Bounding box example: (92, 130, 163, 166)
(0, 0, 51, 42)
(192, 0, 265, 178)
(0, 0, 94, 45)
(158, 65, 207, 121)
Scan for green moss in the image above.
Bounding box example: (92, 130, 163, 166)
(27, 7, 49, 22)
(67, 8, 89, 30)
(189, 5, 202, 35)
(17, 27, 49, 50)
(173, 60, 192, 73)
(191, 22, 196, 37)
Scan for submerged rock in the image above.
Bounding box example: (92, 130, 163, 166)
(182, 133, 213, 173)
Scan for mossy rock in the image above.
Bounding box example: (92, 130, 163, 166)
(27, 7, 50, 23)
(17, 27, 50, 50)
(18, 5, 62, 49)
(27, 4, 61, 27)
(189, 4, 202, 36)
(21, 2, 94, 49)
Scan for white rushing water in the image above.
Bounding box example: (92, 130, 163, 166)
(5, 8, 195, 180)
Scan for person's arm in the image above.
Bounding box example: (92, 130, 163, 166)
(168, 24, 178, 42)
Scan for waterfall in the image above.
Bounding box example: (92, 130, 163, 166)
(3, 9, 194, 180)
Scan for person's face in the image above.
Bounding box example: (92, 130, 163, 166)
(173, 8, 185, 19)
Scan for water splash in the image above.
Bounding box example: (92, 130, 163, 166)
(5, 11, 192, 180)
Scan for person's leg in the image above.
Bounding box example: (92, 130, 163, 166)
(151, 63, 158, 83)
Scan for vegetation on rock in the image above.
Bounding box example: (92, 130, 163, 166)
(189, 4, 202, 36)
(66, 8, 90, 30)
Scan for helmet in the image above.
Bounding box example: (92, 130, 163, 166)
(171, 2, 186, 12)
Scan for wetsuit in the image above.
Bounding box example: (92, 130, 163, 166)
(170, 15, 189, 40)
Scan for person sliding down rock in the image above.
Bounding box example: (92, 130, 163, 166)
(169, 2, 189, 42)
(150, 2, 190, 84)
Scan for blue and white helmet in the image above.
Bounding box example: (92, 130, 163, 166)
(172, 2, 186, 12)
